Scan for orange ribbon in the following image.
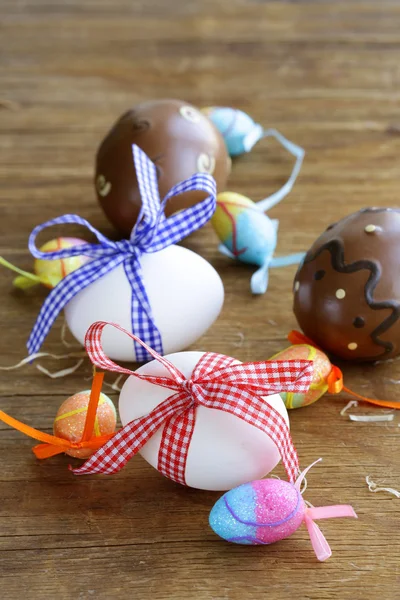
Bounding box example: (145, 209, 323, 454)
(288, 330, 323, 351)
(0, 371, 116, 459)
(288, 330, 400, 410)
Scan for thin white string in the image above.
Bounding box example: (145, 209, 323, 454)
(0, 350, 86, 370)
(366, 476, 400, 499)
(255, 129, 305, 213)
(340, 400, 358, 416)
(61, 319, 83, 349)
(36, 358, 84, 379)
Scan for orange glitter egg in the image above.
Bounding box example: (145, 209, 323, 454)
(34, 237, 89, 289)
(269, 344, 332, 409)
(53, 390, 117, 458)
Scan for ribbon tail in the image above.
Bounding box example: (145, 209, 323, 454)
(307, 505, 357, 521)
(294, 458, 322, 491)
(304, 514, 332, 562)
(72, 391, 188, 475)
(0, 256, 41, 285)
(72, 419, 154, 475)
(33, 443, 66, 459)
(13, 275, 41, 290)
(242, 123, 264, 153)
(286, 334, 398, 408)
(269, 252, 306, 268)
(342, 385, 400, 410)
(256, 129, 305, 213)
(0, 409, 70, 448)
(250, 260, 271, 295)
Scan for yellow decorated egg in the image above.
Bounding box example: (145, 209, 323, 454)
(33, 237, 89, 289)
(268, 344, 332, 409)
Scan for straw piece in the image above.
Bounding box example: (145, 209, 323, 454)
(349, 413, 394, 422)
(340, 400, 358, 416)
(35, 359, 84, 379)
(232, 332, 244, 348)
(0, 351, 86, 371)
(366, 476, 400, 499)
(61, 319, 82, 349)
(111, 375, 124, 392)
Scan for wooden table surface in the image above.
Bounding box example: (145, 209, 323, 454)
(1, 1, 400, 598)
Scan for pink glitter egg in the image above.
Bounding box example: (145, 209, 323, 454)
(209, 478, 306, 545)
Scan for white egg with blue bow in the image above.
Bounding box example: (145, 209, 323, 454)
(64, 244, 224, 361)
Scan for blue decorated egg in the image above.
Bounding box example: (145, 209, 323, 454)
(211, 192, 278, 267)
(202, 107, 263, 156)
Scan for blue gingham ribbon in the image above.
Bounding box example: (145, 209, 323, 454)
(27, 144, 217, 361)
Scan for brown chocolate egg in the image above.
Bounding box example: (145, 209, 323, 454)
(95, 99, 231, 236)
(293, 208, 400, 362)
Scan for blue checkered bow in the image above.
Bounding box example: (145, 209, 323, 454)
(27, 144, 217, 361)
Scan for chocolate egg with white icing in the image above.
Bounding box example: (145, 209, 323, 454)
(95, 99, 231, 236)
(293, 208, 400, 361)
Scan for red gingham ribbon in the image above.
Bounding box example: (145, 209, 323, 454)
(73, 322, 313, 484)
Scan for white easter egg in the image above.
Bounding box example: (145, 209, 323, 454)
(119, 351, 289, 491)
(64, 245, 224, 361)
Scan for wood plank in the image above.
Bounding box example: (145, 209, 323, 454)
(1, 1, 400, 598)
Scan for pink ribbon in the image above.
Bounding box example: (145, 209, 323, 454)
(295, 460, 357, 561)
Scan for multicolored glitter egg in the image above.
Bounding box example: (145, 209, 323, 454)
(209, 478, 305, 545)
(209, 462, 357, 560)
(202, 107, 263, 156)
(53, 390, 117, 459)
(268, 344, 332, 409)
(33, 237, 89, 289)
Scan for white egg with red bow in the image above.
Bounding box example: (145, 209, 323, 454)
(64, 247, 224, 362)
(118, 350, 289, 491)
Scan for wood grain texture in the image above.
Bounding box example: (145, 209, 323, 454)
(1, 1, 400, 598)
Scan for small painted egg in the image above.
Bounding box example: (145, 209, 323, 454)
(268, 344, 332, 409)
(53, 390, 117, 459)
(34, 237, 89, 289)
(212, 192, 277, 266)
(202, 107, 263, 156)
(209, 478, 305, 544)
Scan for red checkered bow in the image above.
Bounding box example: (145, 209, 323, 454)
(73, 322, 313, 484)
